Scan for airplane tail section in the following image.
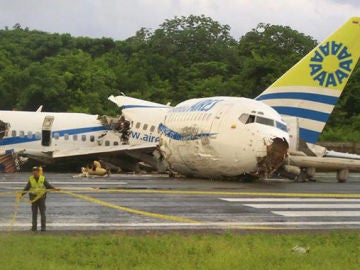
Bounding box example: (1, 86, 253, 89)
(256, 17, 360, 144)
(108, 95, 170, 110)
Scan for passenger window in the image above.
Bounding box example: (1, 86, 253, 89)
(113, 141, 119, 146)
(11, 130, 16, 137)
(54, 133, 60, 140)
(90, 135, 95, 142)
(35, 132, 41, 139)
(81, 135, 86, 141)
(27, 131, 32, 138)
(105, 140, 110, 146)
(150, 125, 155, 132)
(64, 134, 69, 140)
(19, 131, 25, 138)
(73, 135, 78, 141)
(136, 122, 141, 129)
(143, 124, 148, 130)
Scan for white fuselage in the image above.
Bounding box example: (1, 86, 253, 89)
(0, 110, 155, 159)
(157, 97, 289, 178)
(0, 111, 105, 152)
(0, 96, 289, 179)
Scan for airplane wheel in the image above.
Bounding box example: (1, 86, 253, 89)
(337, 169, 349, 183)
(296, 170, 307, 182)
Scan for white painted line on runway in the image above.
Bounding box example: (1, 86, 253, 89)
(244, 204, 360, 209)
(220, 198, 360, 202)
(272, 211, 360, 217)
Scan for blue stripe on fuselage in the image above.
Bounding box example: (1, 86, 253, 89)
(0, 126, 106, 146)
(158, 123, 216, 141)
(256, 92, 338, 105)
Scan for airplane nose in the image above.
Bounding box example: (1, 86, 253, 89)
(257, 137, 289, 178)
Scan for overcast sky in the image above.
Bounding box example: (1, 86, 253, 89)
(0, 0, 359, 41)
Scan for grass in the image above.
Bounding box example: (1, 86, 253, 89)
(0, 231, 359, 270)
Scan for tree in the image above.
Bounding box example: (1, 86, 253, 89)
(238, 23, 317, 97)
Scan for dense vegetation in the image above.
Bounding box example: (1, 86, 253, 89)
(0, 16, 359, 141)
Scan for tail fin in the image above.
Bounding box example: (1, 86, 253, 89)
(256, 17, 360, 144)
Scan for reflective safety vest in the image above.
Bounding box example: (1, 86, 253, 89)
(29, 175, 46, 194)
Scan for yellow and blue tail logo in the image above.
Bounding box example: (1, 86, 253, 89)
(256, 17, 360, 144)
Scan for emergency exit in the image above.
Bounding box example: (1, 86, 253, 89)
(41, 116, 54, 146)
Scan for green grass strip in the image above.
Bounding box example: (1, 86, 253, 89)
(1, 231, 359, 270)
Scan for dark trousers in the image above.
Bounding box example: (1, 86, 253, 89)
(31, 197, 46, 230)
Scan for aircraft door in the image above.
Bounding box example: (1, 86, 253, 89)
(0, 120, 9, 140)
(41, 116, 54, 146)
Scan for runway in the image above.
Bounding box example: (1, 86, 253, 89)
(1, 172, 360, 231)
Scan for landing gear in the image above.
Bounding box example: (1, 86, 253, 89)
(337, 169, 349, 183)
(296, 167, 316, 182)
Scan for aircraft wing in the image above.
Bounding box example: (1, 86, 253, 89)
(287, 155, 360, 171)
(22, 143, 157, 160)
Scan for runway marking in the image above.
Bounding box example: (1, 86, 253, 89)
(61, 190, 201, 224)
(221, 198, 360, 202)
(221, 197, 360, 218)
(2, 188, 360, 199)
(273, 211, 360, 217)
(88, 189, 360, 198)
(244, 204, 360, 209)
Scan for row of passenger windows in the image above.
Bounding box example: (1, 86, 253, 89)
(11, 130, 41, 138)
(166, 113, 212, 122)
(133, 122, 156, 132)
(10, 130, 101, 143)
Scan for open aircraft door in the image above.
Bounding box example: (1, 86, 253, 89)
(41, 116, 54, 146)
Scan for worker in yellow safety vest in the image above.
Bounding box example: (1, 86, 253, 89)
(22, 166, 56, 232)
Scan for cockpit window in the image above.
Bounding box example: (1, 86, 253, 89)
(239, 114, 255, 124)
(239, 114, 249, 124)
(256, 116, 274, 127)
(276, 121, 288, 132)
(240, 113, 287, 132)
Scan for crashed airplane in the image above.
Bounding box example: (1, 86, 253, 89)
(0, 17, 359, 181)
(110, 17, 360, 181)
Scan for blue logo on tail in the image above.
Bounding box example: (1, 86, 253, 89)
(309, 41, 353, 87)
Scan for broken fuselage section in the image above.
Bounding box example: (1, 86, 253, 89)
(158, 97, 289, 179)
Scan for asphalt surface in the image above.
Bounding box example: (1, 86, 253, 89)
(1, 172, 360, 232)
